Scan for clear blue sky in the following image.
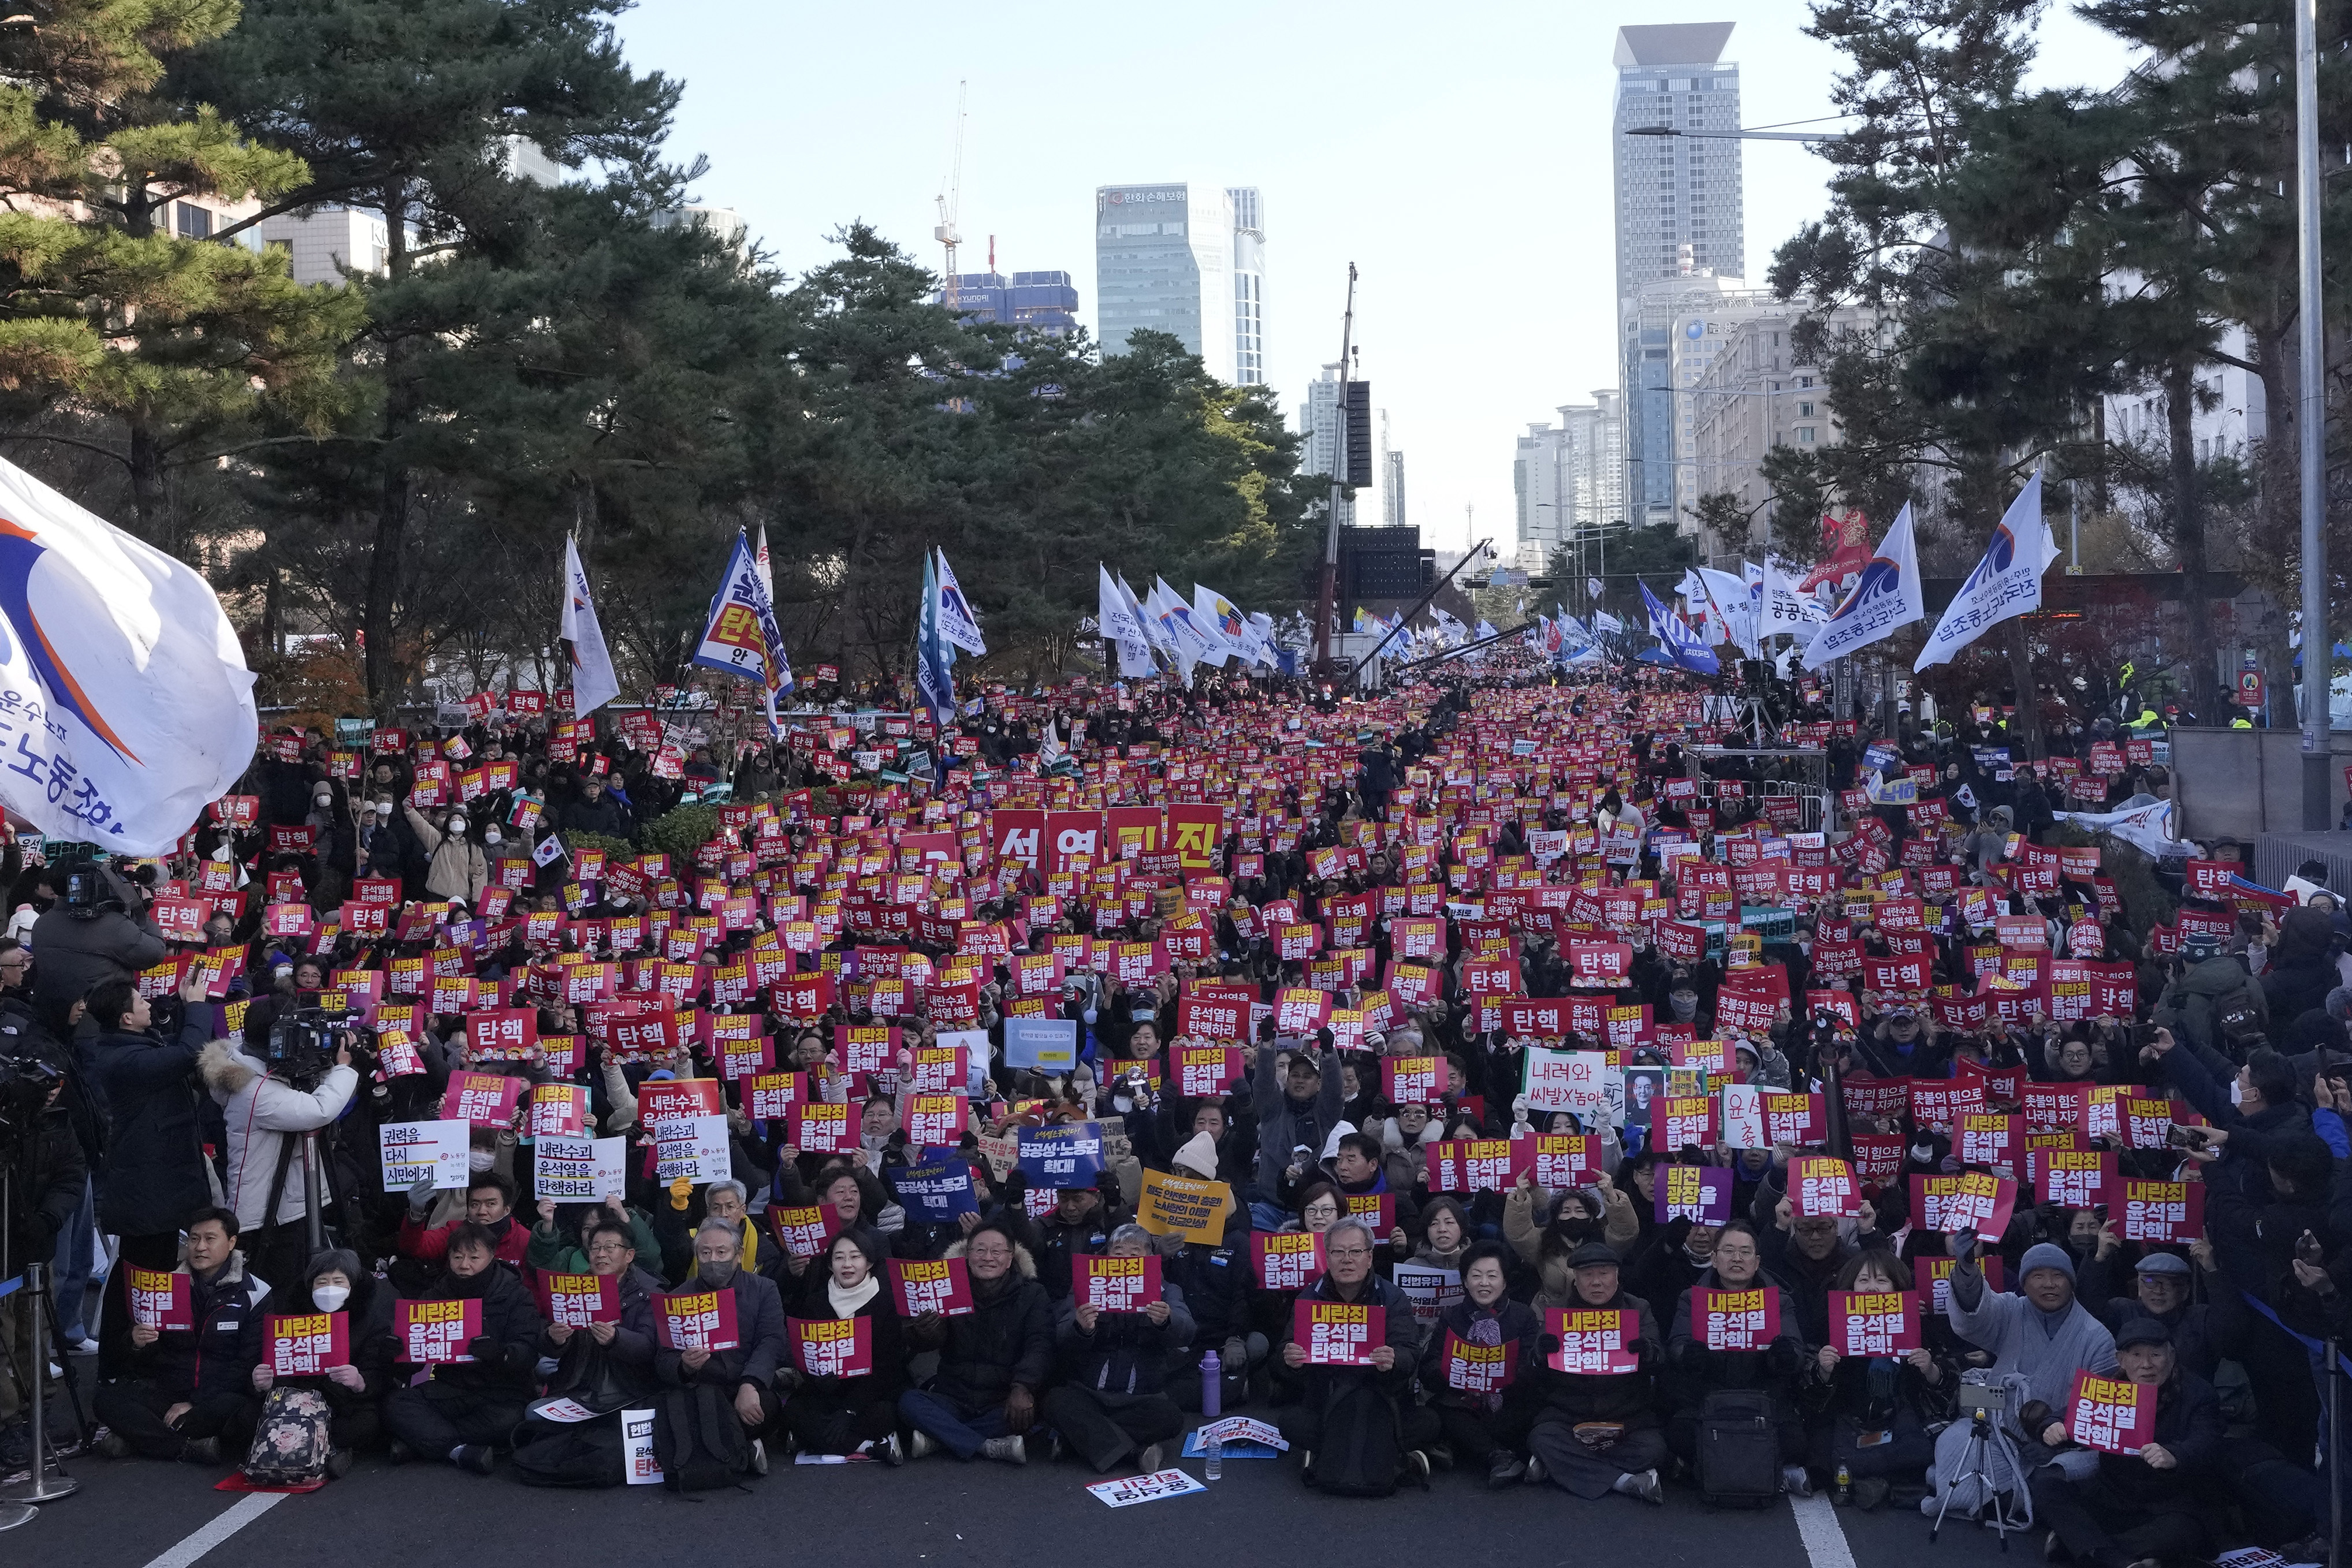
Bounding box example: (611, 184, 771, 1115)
(612, 1, 2137, 558)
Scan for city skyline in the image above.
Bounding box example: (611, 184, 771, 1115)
(611, 2, 2137, 556)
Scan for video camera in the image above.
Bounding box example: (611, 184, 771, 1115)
(264, 1006, 376, 1093)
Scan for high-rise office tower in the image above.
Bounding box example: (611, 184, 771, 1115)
(1613, 23, 1746, 529)
(1095, 183, 1264, 385)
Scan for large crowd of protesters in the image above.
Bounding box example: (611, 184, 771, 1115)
(0, 644, 2338, 1565)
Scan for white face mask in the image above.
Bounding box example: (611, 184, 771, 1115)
(468, 1148, 496, 1172)
(448, 817, 468, 834)
(374, 800, 394, 815)
(210, 844, 231, 862)
(483, 829, 501, 846)
(311, 1283, 350, 1313)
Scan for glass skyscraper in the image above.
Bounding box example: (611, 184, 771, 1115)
(1095, 183, 1265, 385)
(1612, 23, 1746, 530)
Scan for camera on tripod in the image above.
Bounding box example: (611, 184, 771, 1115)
(0, 1040, 60, 1137)
(265, 1007, 375, 1092)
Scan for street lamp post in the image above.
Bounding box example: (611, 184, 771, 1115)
(2295, 0, 2331, 826)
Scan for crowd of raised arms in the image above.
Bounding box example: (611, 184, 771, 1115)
(0, 646, 2340, 1562)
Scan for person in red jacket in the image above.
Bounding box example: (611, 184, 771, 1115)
(400, 1172, 532, 1273)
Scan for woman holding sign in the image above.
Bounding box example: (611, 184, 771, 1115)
(780, 1230, 908, 1461)
(1800, 1250, 1947, 1510)
(1414, 1241, 1540, 1488)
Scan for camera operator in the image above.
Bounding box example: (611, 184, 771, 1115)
(0, 1014, 84, 1469)
(29, 859, 167, 1037)
(199, 1016, 360, 1295)
(85, 971, 215, 1379)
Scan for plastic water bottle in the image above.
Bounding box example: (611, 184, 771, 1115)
(1200, 1347, 1222, 1420)
(1205, 1436, 1222, 1481)
(1834, 1463, 1852, 1506)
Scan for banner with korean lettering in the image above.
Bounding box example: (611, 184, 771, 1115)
(538, 1272, 621, 1327)
(1523, 1046, 1618, 1123)
(1017, 1122, 1104, 1188)
(126, 1265, 192, 1331)
(654, 1288, 742, 1351)
(267, 1310, 349, 1376)
(1425, 1138, 1529, 1193)
(440, 1071, 523, 1128)
(1295, 1299, 1382, 1366)
(2036, 1150, 2117, 1209)
(1442, 1331, 1519, 1392)
(1829, 1290, 1921, 1355)
(1911, 1171, 2018, 1236)
(1528, 1135, 1602, 1189)
(1654, 1164, 1732, 1223)
(1546, 1306, 1642, 1373)
(888, 1256, 973, 1317)
(1136, 1170, 1231, 1240)
(2066, 1370, 2156, 1455)
(396, 1298, 481, 1364)
(1694, 1286, 1780, 1351)
(1172, 1045, 1242, 1098)
(1761, 1092, 1825, 1147)
(1254, 1231, 1324, 1289)
(2120, 1179, 2204, 1242)
(788, 1315, 873, 1379)
(1790, 1156, 1862, 1219)
(1078, 1254, 1163, 1313)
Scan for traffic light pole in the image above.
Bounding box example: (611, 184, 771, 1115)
(1313, 262, 1357, 676)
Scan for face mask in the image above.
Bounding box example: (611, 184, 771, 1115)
(1669, 993, 1698, 1021)
(698, 1258, 738, 1286)
(483, 829, 502, 846)
(374, 800, 394, 814)
(314, 794, 332, 809)
(468, 1148, 496, 1172)
(311, 1283, 350, 1313)
(448, 817, 467, 834)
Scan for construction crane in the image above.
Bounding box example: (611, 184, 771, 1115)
(935, 81, 967, 313)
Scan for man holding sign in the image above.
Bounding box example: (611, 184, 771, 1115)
(1661, 1221, 1806, 1492)
(1039, 1225, 1194, 1474)
(2027, 1320, 2221, 1568)
(380, 1224, 548, 1474)
(90, 1208, 267, 1463)
(654, 1219, 791, 1462)
(1271, 1216, 1439, 1483)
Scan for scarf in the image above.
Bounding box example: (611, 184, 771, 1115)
(828, 1274, 882, 1317)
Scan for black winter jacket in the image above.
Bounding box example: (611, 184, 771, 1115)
(85, 1008, 215, 1236)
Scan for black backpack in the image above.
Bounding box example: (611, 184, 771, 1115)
(652, 1385, 749, 1493)
(1697, 1388, 1781, 1509)
(1302, 1377, 1404, 1498)
(511, 1414, 628, 1489)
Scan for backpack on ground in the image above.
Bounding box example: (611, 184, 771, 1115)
(1302, 1377, 1402, 1498)
(652, 1385, 750, 1493)
(511, 1413, 628, 1488)
(241, 1387, 332, 1487)
(1696, 1388, 1780, 1509)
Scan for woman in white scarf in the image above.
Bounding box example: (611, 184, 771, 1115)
(775, 1228, 910, 1462)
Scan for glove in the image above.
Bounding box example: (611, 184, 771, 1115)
(406, 1176, 436, 1217)
(468, 1335, 503, 1367)
(1950, 1227, 1981, 1263)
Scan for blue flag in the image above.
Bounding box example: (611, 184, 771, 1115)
(916, 549, 957, 722)
(1639, 580, 1720, 675)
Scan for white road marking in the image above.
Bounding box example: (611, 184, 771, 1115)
(139, 1492, 285, 1568)
(1792, 1490, 1860, 1568)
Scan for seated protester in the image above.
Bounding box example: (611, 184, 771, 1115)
(537, 1217, 663, 1409)
(2027, 1320, 2223, 1567)
(1506, 1175, 1642, 1309)
(1271, 1216, 1441, 1483)
(1662, 1219, 1811, 1495)
(526, 1193, 665, 1286)
(900, 1219, 1054, 1463)
(779, 1230, 908, 1462)
(1041, 1224, 1196, 1474)
(769, 1165, 888, 1286)
(1394, 1194, 1472, 1276)
(1327, 1128, 1419, 1249)
(381, 1221, 549, 1474)
(400, 1172, 531, 1271)
(1029, 1176, 1124, 1302)
(1252, 1180, 1345, 1386)
(2086, 1250, 2224, 1383)
(1629, 1213, 1718, 1320)
(1415, 1240, 1541, 1487)
(654, 1217, 791, 1470)
(1522, 1240, 1668, 1503)
(1757, 1201, 1855, 1350)
(1801, 1250, 1947, 1509)
(1944, 1230, 2118, 1414)
(92, 1206, 266, 1464)
(1158, 1131, 1259, 1411)
(248, 1249, 394, 1473)
(702, 1179, 764, 1276)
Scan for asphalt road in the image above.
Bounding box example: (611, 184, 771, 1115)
(8, 1413, 2031, 1568)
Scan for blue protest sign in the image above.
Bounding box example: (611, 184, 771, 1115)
(1017, 1122, 1104, 1188)
(893, 1158, 979, 1223)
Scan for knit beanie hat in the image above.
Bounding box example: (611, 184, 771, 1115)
(2019, 1241, 2076, 1285)
(1173, 1131, 1219, 1179)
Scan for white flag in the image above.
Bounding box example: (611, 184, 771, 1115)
(1190, 584, 1243, 666)
(561, 537, 622, 718)
(532, 832, 567, 869)
(1696, 566, 1759, 658)
(753, 523, 775, 606)
(933, 549, 987, 656)
(1762, 554, 1825, 636)
(1588, 576, 1603, 601)
(2053, 799, 2179, 862)
(1241, 611, 1275, 669)
(1914, 471, 2059, 672)
(0, 457, 256, 852)
(1098, 564, 1155, 677)
(1592, 609, 1624, 635)
(1130, 574, 1177, 658)
(1803, 503, 1926, 671)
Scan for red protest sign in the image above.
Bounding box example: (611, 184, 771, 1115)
(537, 1272, 620, 1327)
(467, 1008, 538, 1058)
(1546, 1306, 1641, 1373)
(788, 1315, 873, 1378)
(1790, 1156, 1862, 1219)
(125, 1265, 192, 1331)
(1761, 1092, 1825, 1147)
(1442, 1331, 1520, 1392)
(637, 1078, 723, 1128)
(395, 1298, 481, 1364)
(1171, 1045, 1242, 1097)
(1528, 1134, 1602, 1189)
(789, 1100, 853, 1154)
(1424, 1137, 1528, 1193)
(1693, 1286, 1781, 1351)
(267, 1310, 349, 1375)
(2120, 1179, 2204, 1242)
(1829, 1290, 1921, 1355)
(763, 1202, 840, 1260)
(2066, 1370, 2157, 1455)
(1382, 1055, 1441, 1106)
(887, 1256, 974, 1317)
(439, 1071, 522, 1127)
(1077, 1254, 1164, 1313)
(2036, 1150, 2118, 1209)
(655, 1288, 742, 1351)
(1253, 1231, 1324, 1290)
(527, 1082, 587, 1138)
(1294, 1298, 1382, 1366)
(1911, 1171, 2019, 1235)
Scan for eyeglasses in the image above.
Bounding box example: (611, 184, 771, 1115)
(1327, 1246, 1372, 1259)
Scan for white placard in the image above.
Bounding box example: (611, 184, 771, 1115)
(380, 1119, 470, 1190)
(652, 1114, 732, 1183)
(535, 1134, 627, 1201)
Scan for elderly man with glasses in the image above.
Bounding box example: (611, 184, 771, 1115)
(537, 1217, 665, 1408)
(1272, 1216, 1440, 1487)
(900, 1218, 1054, 1463)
